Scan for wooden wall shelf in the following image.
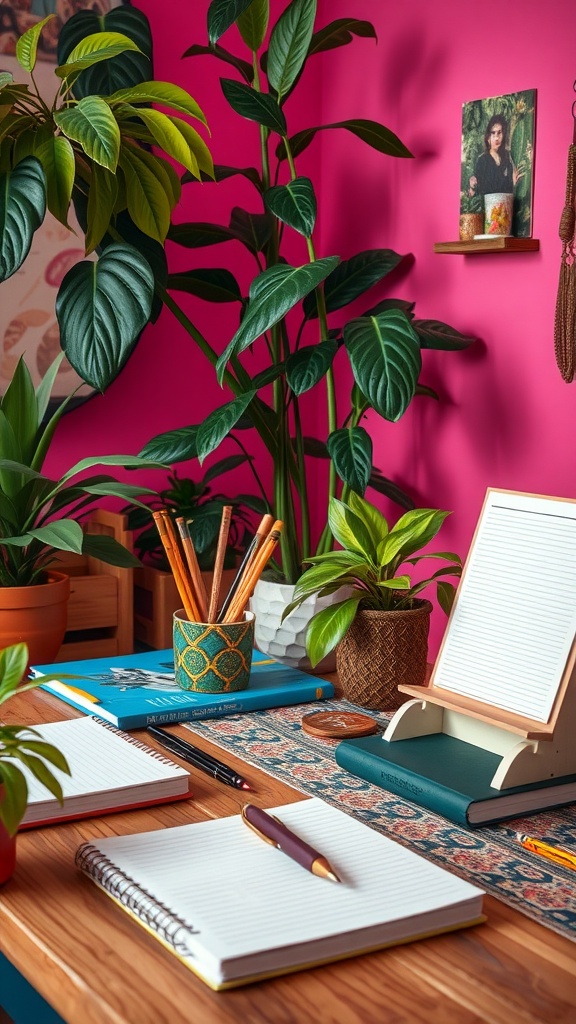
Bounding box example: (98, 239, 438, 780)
(434, 237, 540, 254)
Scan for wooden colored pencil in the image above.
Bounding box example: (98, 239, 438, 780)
(207, 505, 233, 622)
(153, 510, 199, 622)
(222, 520, 283, 623)
(217, 513, 274, 624)
(176, 517, 209, 622)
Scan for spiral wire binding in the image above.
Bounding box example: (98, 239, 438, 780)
(76, 844, 200, 957)
(88, 717, 183, 768)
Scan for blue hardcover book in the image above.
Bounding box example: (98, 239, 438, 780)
(33, 649, 334, 730)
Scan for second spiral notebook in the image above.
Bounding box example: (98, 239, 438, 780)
(17, 717, 191, 829)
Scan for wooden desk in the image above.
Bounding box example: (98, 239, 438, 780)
(2, 686, 576, 1024)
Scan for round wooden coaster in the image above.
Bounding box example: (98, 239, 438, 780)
(301, 710, 380, 738)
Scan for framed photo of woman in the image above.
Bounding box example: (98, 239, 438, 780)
(461, 89, 536, 238)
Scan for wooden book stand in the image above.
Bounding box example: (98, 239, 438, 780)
(384, 490, 576, 789)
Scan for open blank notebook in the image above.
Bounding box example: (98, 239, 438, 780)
(76, 798, 485, 990)
(18, 717, 190, 828)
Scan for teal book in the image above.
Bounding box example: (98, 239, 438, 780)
(334, 733, 576, 828)
(32, 649, 334, 730)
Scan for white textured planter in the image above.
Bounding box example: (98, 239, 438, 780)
(250, 579, 348, 674)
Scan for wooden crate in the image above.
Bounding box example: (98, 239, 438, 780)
(52, 509, 134, 662)
(134, 564, 238, 649)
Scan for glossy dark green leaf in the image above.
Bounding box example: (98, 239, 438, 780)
(363, 296, 415, 319)
(277, 118, 413, 161)
(252, 363, 284, 389)
(413, 318, 477, 350)
(112, 209, 168, 322)
(415, 383, 440, 400)
(182, 164, 262, 189)
(344, 309, 421, 422)
(167, 268, 243, 303)
(237, 0, 269, 49)
(0, 157, 46, 281)
(182, 43, 254, 84)
(267, 0, 316, 102)
(286, 338, 337, 395)
(265, 176, 316, 236)
(56, 243, 154, 392)
(82, 533, 141, 567)
(302, 436, 328, 458)
(304, 248, 403, 318)
(229, 207, 274, 253)
(216, 257, 339, 383)
(307, 18, 376, 56)
(327, 426, 372, 495)
(140, 425, 199, 463)
(207, 0, 256, 44)
(86, 162, 118, 253)
(197, 391, 257, 463)
(168, 222, 238, 248)
(221, 78, 286, 135)
(57, 7, 152, 97)
(202, 453, 250, 482)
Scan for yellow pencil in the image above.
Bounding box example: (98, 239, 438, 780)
(176, 517, 209, 622)
(516, 833, 576, 871)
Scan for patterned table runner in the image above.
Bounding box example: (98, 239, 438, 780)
(184, 699, 576, 941)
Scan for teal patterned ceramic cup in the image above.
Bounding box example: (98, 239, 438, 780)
(173, 610, 254, 693)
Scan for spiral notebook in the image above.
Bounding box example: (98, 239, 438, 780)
(18, 717, 191, 828)
(76, 798, 485, 990)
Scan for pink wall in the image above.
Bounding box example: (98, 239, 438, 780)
(50, 1, 576, 653)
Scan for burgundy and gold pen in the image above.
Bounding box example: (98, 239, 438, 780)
(241, 804, 341, 882)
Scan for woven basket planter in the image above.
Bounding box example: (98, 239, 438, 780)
(336, 600, 432, 711)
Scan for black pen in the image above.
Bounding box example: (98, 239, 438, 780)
(147, 726, 253, 791)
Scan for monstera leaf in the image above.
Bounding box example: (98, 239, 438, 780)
(0, 158, 46, 281)
(56, 244, 154, 391)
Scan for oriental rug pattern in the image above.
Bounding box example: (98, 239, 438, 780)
(184, 699, 576, 941)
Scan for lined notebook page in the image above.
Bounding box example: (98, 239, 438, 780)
(81, 798, 483, 982)
(435, 491, 576, 721)
(21, 717, 188, 807)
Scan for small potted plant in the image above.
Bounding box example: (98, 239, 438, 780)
(284, 492, 462, 709)
(459, 188, 485, 240)
(0, 354, 164, 664)
(0, 643, 70, 884)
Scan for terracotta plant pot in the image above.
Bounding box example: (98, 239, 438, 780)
(336, 600, 432, 710)
(0, 793, 16, 886)
(0, 571, 70, 666)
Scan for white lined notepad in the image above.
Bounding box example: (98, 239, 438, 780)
(434, 491, 576, 721)
(16, 717, 190, 827)
(76, 798, 485, 990)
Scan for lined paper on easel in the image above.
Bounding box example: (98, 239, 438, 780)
(435, 491, 576, 721)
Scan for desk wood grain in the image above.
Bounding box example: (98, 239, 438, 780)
(1, 688, 575, 1024)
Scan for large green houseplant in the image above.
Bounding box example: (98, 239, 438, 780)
(0, 353, 164, 661)
(0, 642, 70, 882)
(137, 0, 476, 587)
(0, 6, 213, 392)
(284, 491, 462, 707)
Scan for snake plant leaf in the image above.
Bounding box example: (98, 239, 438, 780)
(168, 223, 238, 248)
(277, 118, 413, 161)
(327, 426, 372, 496)
(57, 7, 152, 97)
(221, 78, 287, 135)
(167, 268, 243, 303)
(237, 0, 269, 50)
(413, 318, 477, 350)
(304, 248, 403, 318)
(208, 0, 256, 44)
(0, 157, 46, 282)
(182, 43, 254, 85)
(35, 136, 75, 228)
(306, 595, 364, 667)
(56, 243, 154, 392)
(54, 97, 121, 171)
(267, 0, 316, 102)
(343, 310, 421, 422)
(119, 144, 173, 242)
(307, 18, 377, 56)
(54, 32, 141, 80)
(286, 338, 337, 395)
(108, 82, 208, 126)
(197, 391, 257, 463)
(16, 14, 55, 73)
(265, 177, 316, 236)
(140, 425, 200, 463)
(216, 257, 339, 383)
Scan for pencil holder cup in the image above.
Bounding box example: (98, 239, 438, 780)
(173, 610, 255, 693)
